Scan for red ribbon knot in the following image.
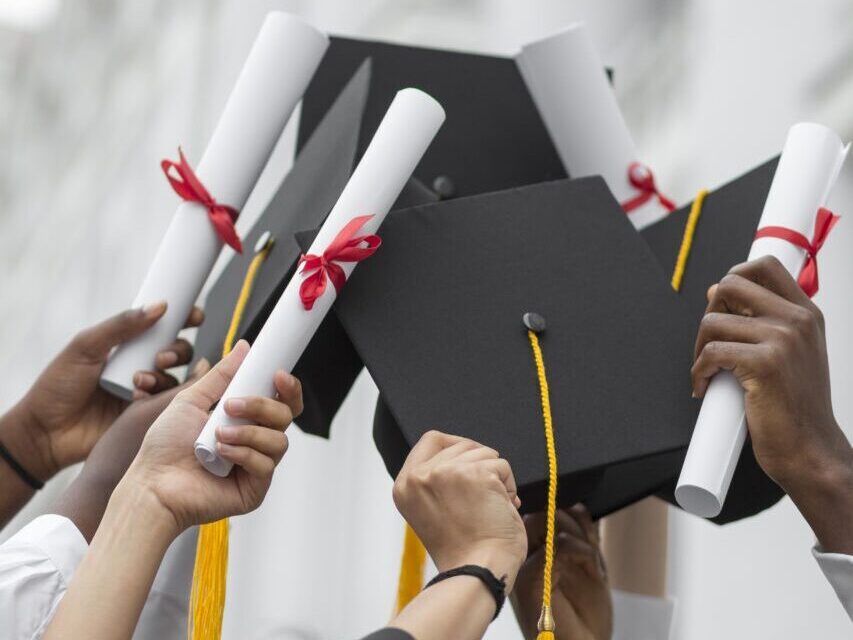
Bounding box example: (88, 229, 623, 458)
(621, 162, 676, 214)
(298, 214, 382, 311)
(754, 207, 839, 298)
(161, 147, 243, 253)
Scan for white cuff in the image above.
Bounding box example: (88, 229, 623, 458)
(4, 514, 87, 588)
(813, 545, 853, 620)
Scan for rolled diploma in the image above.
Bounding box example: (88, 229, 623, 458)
(99, 12, 329, 399)
(194, 88, 446, 476)
(675, 122, 849, 518)
(516, 23, 668, 230)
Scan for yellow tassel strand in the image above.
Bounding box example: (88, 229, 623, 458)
(394, 523, 428, 614)
(527, 329, 558, 640)
(670, 189, 708, 292)
(188, 237, 273, 640)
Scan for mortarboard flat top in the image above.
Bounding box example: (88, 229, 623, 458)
(642, 157, 785, 523)
(297, 36, 567, 199)
(321, 177, 700, 517)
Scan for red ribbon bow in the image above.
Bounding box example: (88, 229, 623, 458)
(298, 214, 382, 310)
(754, 207, 839, 298)
(621, 162, 676, 214)
(161, 148, 243, 253)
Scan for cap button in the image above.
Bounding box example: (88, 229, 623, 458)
(432, 175, 455, 199)
(254, 230, 274, 254)
(523, 312, 546, 333)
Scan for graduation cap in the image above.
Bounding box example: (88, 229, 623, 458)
(193, 59, 438, 435)
(297, 36, 567, 199)
(641, 157, 786, 523)
(304, 176, 701, 518)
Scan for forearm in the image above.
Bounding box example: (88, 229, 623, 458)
(781, 438, 853, 555)
(391, 575, 498, 640)
(44, 479, 179, 640)
(0, 403, 53, 528)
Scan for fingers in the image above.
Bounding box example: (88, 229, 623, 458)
(403, 430, 468, 469)
(691, 341, 769, 397)
(274, 370, 304, 418)
(224, 396, 293, 433)
(71, 302, 167, 362)
(217, 425, 289, 463)
(479, 457, 518, 501)
(706, 273, 791, 319)
(154, 338, 194, 370)
(185, 306, 205, 329)
(523, 513, 547, 553)
(217, 443, 276, 478)
(132, 369, 178, 397)
(693, 312, 766, 361)
(728, 256, 812, 306)
(179, 340, 249, 409)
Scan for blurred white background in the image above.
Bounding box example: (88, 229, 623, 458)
(1, 0, 852, 638)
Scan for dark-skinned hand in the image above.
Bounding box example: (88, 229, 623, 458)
(5, 302, 204, 481)
(511, 506, 612, 640)
(693, 255, 853, 553)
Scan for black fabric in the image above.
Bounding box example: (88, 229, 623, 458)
(297, 36, 566, 199)
(640, 157, 785, 523)
(357, 629, 414, 640)
(312, 177, 699, 518)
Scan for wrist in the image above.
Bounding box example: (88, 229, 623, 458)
(0, 401, 58, 483)
(110, 469, 183, 544)
(779, 438, 853, 554)
(436, 542, 523, 593)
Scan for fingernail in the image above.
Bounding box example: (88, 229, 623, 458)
(691, 391, 698, 399)
(132, 389, 148, 401)
(133, 371, 156, 389)
(225, 398, 247, 415)
(217, 425, 239, 442)
(216, 442, 234, 456)
(158, 351, 178, 367)
(142, 301, 167, 317)
(279, 370, 295, 385)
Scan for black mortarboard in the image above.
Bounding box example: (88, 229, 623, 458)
(193, 59, 438, 436)
(196, 36, 571, 438)
(641, 157, 786, 523)
(297, 36, 566, 199)
(313, 177, 700, 518)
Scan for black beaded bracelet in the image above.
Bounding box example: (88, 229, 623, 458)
(0, 442, 44, 490)
(424, 564, 507, 620)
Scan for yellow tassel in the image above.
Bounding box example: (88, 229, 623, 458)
(670, 189, 708, 292)
(394, 523, 428, 614)
(188, 237, 273, 640)
(188, 519, 229, 639)
(528, 330, 558, 638)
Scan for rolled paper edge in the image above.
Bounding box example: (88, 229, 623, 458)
(194, 442, 233, 477)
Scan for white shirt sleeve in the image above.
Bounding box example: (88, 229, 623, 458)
(0, 514, 87, 640)
(813, 545, 853, 620)
(611, 589, 675, 640)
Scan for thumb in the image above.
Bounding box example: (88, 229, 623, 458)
(182, 340, 250, 410)
(72, 302, 168, 361)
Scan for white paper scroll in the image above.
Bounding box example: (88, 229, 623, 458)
(99, 13, 329, 399)
(516, 23, 670, 230)
(675, 123, 849, 518)
(194, 88, 446, 476)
